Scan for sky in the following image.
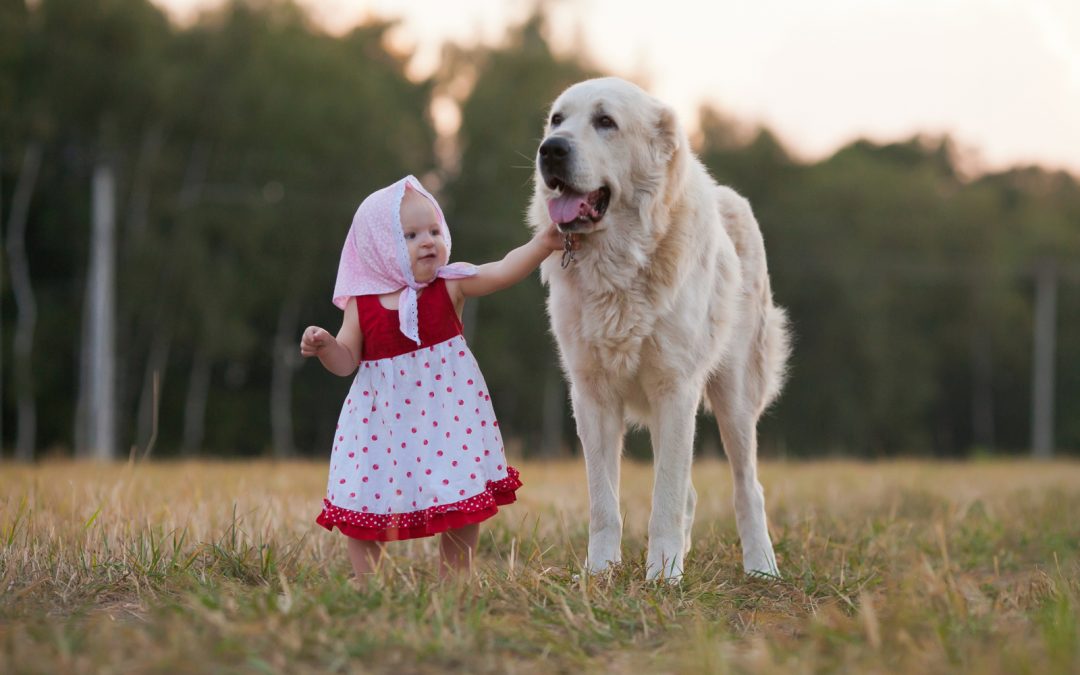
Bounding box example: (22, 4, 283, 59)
(157, 0, 1080, 176)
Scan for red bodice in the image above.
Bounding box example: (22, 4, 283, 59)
(355, 278, 463, 361)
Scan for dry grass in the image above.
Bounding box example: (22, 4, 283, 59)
(1, 458, 1078, 673)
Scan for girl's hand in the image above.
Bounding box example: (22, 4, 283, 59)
(537, 221, 579, 252)
(449, 222, 582, 302)
(300, 326, 333, 357)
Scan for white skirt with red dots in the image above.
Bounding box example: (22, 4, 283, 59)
(316, 335, 521, 541)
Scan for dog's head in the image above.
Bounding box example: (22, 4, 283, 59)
(532, 77, 685, 237)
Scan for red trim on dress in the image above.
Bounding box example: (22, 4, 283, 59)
(316, 467, 522, 542)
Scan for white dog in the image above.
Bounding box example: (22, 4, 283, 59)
(529, 78, 790, 579)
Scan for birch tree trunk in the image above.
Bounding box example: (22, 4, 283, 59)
(78, 161, 118, 460)
(5, 144, 43, 462)
(1031, 259, 1057, 459)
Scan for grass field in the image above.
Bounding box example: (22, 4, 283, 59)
(1, 458, 1078, 674)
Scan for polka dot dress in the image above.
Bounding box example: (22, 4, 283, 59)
(316, 279, 521, 542)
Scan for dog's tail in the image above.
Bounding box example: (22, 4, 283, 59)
(758, 302, 791, 414)
(702, 297, 791, 420)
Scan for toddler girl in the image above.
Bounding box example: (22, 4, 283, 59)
(301, 175, 568, 578)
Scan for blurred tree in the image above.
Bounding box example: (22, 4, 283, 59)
(762, 138, 979, 455)
(157, 0, 436, 456)
(1, 0, 434, 458)
(974, 168, 1080, 455)
(701, 126, 1080, 457)
(440, 11, 596, 457)
(3, 0, 173, 460)
(697, 106, 797, 206)
(1, 1, 40, 462)
(2, 0, 1077, 461)
(0, 0, 27, 146)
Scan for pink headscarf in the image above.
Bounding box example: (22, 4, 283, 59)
(333, 175, 477, 345)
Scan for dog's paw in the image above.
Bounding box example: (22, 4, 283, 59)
(743, 546, 780, 579)
(585, 556, 620, 575)
(586, 537, 622, 575)
(645, 552, 684, 583)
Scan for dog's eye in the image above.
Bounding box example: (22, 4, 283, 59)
(550, 113, 564, 127)
(595, 115, 617, 130)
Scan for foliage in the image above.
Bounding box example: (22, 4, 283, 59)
(698, 118, 1080, 455)
(439, 13, 597, 450)
(2, 0, 434, 456)
(1, 1, 1079, 458)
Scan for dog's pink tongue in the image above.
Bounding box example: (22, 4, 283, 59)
(547, 191, 589, 224)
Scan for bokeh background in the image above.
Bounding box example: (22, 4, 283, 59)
(2, 0, 1079, 462)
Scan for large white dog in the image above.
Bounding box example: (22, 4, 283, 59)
(529, 78, 790, 579)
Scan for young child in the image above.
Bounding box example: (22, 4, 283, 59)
(301, 175, 569, 578)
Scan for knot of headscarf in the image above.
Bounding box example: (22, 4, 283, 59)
(332, 175, 477, 345)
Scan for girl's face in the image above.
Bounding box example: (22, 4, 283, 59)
(400, 189, 448, 283)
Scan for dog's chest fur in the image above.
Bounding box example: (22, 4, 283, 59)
(542, 240, 691, 391)
(540, 191, 743, 407)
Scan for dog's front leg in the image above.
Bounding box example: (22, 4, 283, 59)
(645, 389, 698, 580)
(572, 386, 625, 573)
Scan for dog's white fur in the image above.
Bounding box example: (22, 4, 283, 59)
(529, 78, 790, 579)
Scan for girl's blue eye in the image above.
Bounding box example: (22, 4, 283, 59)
(405, 232, 416, 240)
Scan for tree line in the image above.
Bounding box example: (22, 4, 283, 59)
(2, 0, 1078, 461)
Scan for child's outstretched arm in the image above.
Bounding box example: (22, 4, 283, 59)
(300, 298, 363, 376)
(449, 222, 570, 300)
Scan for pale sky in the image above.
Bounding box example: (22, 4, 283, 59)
(158, 0, 1080, 176)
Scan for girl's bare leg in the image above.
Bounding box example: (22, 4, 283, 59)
(346, 537, 384, 577)
(439, 524, 479, 577)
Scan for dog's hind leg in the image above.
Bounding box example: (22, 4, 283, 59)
(707, 361, 780, 577)
(573, 386, 626, 573)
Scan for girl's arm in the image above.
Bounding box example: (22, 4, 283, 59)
(300, 297, 363, 376)
(448, 222, 568, 302)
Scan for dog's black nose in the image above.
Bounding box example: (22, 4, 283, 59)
(539, 136, 571, 164)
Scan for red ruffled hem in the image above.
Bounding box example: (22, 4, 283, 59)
(316, 467, 522, 542)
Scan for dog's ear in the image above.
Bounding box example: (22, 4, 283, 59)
(654, 104, 683, 163)
(650, 102, 690, 217)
